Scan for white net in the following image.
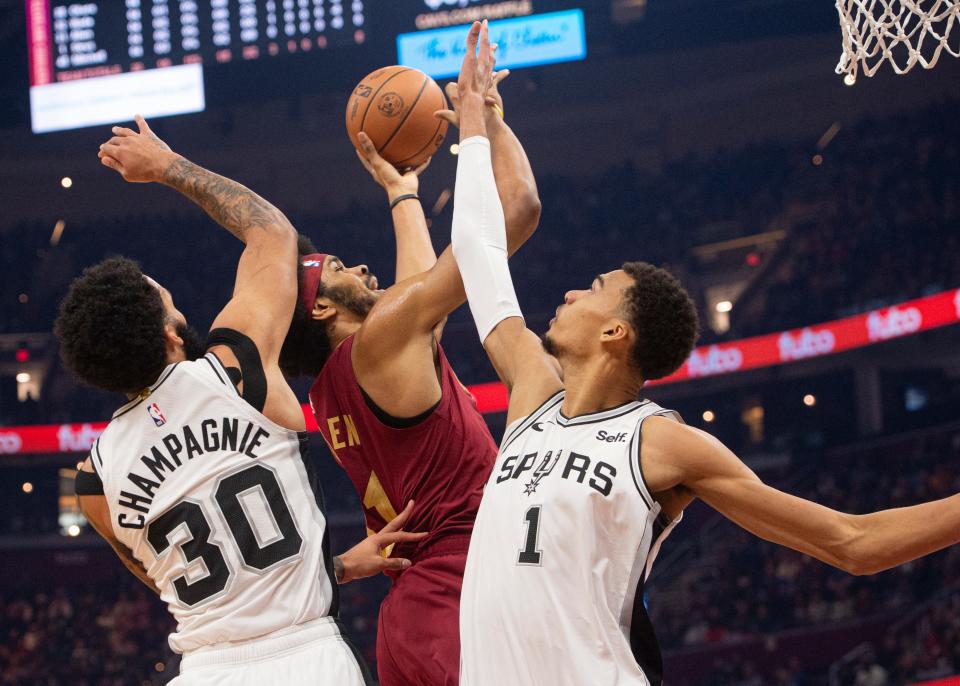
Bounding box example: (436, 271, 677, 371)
(835, 0, 960, 82)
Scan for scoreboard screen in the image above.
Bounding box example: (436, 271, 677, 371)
(26, 0, 368, 133)
(25, 0, 591, 134)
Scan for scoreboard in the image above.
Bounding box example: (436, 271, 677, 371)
(27, 0, 368, 133)
(25, 0, 590, 134)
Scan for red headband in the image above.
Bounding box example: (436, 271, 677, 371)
(300, 253, 328, 314)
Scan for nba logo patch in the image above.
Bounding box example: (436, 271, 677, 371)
(303, 259, 323, 267)
(147, 402, 167, 427)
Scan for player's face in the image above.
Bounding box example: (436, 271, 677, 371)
(144, 275, 187, 329)
(544, 269, 633, 358)
(144, 276, 204, 361)
(319, 255, 382, 318)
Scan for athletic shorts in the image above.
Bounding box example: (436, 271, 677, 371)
(376, 544, 468, 686)
(170, 617, 371, 686)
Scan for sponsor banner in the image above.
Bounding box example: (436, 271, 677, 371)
(910, 678, 960, 686)
(648, 288, 960, 387)
(0, 423, 107, 456)
(398, 8, 587, 79)
(2, 289, 958, 454)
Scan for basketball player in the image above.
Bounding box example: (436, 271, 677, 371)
(450, 22, 960, 686)
(56, 118, 426, 685)
(278, 60, 540, 685)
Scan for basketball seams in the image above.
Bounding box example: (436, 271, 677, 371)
(377, 73, 429, 156)
(393, 87, 448, 169)
(356, 67, 413, 140)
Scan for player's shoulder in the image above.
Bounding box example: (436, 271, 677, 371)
(501, 389, 565, 448)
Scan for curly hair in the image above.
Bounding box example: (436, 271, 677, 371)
(54, 257, 169, 394)
(279, 234, 333, 379)
(620, 261, 699, 381)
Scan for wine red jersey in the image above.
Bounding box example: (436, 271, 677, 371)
(308, 335, 497, 559)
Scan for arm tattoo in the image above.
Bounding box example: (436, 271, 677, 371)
(162, 156, 289, 242)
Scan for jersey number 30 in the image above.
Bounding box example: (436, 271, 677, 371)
(147, 464, 303, 606)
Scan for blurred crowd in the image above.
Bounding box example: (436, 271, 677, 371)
(3, 425, 958, 684)
(0, 536, 387, 685)
(652, 428, 960, 650)
(2, 97, 959, 426)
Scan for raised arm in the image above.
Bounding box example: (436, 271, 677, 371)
(447, 22, 562, 424)
(354, 132, 436, 283)
(643, 416, 960, 576)
(100, 116, 301, 427)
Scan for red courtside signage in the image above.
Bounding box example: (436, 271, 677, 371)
(2, 288, 959, 455)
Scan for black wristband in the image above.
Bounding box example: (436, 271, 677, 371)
(390, 193, 419, 210)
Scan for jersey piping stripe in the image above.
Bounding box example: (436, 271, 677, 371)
(111, 363, 181, 419)
(203, 353, 227, 385)
(627, 518, 668, 686)
(295, 435, 341, 618)
(628, 413, 674, 532)
(205, 351, 240, 397)
(500, 391, 565, 452)
(555, 399, 651, 427)
(91, 437, 104, 472)
(627, 420, 656, 511)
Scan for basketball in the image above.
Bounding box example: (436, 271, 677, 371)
(345, 66, 449, 169)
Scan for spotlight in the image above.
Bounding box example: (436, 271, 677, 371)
(22, 482, 33, 494)
(702, 410, 716, 423)
(715, 301, 733, 313)
(16, 372, 31, 384)
(803, 394, 817, 407)
(450, 144, 460, 156)
(61, 176, 73, 189)
(67, 524, 81, 537)
(844, 73, 856, 86)
(812, 154, 824, 166)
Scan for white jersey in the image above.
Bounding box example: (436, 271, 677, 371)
(92, 355, 337, 654)
(460, 391, 682, 686)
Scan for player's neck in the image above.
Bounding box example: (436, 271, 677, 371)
(559, 356, 643, 419)
(327, 319, 362, 350)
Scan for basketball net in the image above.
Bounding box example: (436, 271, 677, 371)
(835, 0, 960, 82)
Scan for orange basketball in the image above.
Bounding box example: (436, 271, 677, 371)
(346, 66, 449, 169)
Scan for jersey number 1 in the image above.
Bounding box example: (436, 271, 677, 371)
(518, 505, 543, 565)
(147, 464, 303, 606)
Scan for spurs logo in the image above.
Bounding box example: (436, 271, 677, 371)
(377, 93, 405, 118)
(523, 450, 561, 496)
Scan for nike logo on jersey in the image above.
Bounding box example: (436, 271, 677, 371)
(532, 422, 545, 432)
(498, 449, 616, 497)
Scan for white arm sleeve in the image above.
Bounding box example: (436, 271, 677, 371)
(451, 136, 523, 343)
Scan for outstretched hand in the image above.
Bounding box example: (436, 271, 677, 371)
(451, 20, 497, 140)
(335, 500, 428, 583)
(436, 69, 509, 130)
(98, 115, 178, 183)
(355, 131, 430, 201)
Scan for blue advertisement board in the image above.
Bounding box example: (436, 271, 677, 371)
(397, 9, 587, 79)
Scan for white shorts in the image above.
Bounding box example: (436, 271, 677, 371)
(169, 617, 369, 686)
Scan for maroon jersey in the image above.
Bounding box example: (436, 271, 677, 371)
(308, 335, 497, 559)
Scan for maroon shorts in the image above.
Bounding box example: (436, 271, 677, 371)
(376, 539, 468, 686)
